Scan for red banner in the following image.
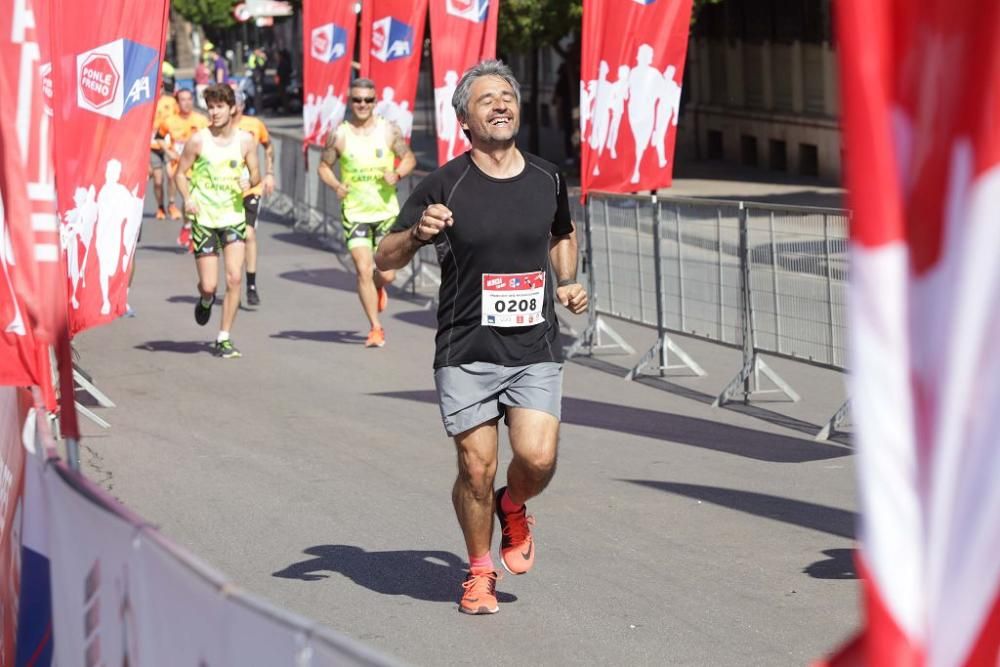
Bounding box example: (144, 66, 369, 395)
(359, 0, 428, 141)
(303, 0, 358, 146)
(0, 0, 62, 394)
(821, 1, 1000, 665)
(47, 0, 169, 335)
(580, 0, 693, 195)
(428, 0, 498, 165)
(0, 388, 29, 666)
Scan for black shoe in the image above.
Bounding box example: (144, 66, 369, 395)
(213, 339, 242, 358)
(194, 295, 215, 326)
(246, 286, 260, 306)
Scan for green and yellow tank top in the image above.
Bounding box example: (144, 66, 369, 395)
(190, 128, 245, 229)
(338, 117, 400, 223)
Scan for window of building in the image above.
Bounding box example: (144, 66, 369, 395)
(799, 143, 819, 177)
(707, 130, 724, 159)
(741, 134, 758, 167)
(769, 139, 787, 171)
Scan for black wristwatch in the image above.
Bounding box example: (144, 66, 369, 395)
(411, 224, 434, 246)
(557, 278, 579, 287)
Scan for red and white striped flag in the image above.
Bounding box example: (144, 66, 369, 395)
(0, 0, 62, 401)
(360, 0, 428, 142)
(825, 1, 1000, 664)
(428, 0, 498, 165)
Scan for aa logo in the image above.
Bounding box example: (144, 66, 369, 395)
(76, 38, 158, 120)
(311, 23, 348, 63)
(370, 16, 413, 63)
(445, 0, 489, 23)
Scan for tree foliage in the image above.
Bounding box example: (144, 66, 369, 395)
(498, 0, 722, 56)
(172, 0, 236, 28)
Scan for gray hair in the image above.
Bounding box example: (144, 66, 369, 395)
(350, 77, 376, 91)
(452, 59, 520, 122)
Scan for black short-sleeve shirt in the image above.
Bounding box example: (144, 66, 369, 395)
(392, 152, 574, 368)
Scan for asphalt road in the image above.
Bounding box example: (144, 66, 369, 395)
(73, 193, 858, 666)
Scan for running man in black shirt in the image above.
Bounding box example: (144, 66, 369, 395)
(376, 60, 587, 615)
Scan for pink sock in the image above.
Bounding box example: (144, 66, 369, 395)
(469, 552, 494, 573)
(500, 488, 523, 514)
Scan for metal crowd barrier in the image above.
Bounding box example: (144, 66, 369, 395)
(265, 131, 850, 440)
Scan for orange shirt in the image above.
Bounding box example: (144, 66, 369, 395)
(150, 95, 179, 150)
(237, 115, 270, 196)
(160, 112, 210, 156)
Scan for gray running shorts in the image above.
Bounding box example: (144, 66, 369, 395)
(433, 362, 563, 437)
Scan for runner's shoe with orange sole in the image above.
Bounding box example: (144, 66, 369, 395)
(155, 207, 166, 220)
(459, 569, 500, 615)
(495, 486, 536, 575)
(377, 286, 388, 313)
(365, 327, 385, 348)
(168, 204, 182, 220)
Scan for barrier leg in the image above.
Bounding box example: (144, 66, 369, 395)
(713, 352, 799, 407)
(626, 334, 706, 380)
(73, 366, 116, 408)
(75, 402, 111, 429)
(816, 400, 850, 441)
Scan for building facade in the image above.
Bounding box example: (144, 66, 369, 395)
(681, 0, 841, 181)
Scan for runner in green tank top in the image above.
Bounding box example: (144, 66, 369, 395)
(318, 78, 416, 348)
(175, 84, 261, 359)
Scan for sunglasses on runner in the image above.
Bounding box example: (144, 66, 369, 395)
(351, 96, 376, 104)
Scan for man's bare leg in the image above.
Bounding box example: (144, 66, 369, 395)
(220, 241, 246, 334)
(505, 408, 559, 505)
(350, 245, 381, 330)
(452, 419, 500, 559)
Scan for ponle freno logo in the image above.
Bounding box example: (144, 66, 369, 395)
(80, 54, 119, 109)
(370, 16, 413, 63)
(445, 0, 489, 23)
(311, 23, 348, 62)
(76, 38, 158, 120)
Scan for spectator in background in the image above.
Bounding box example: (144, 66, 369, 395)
(247, 48, 268, 114)
(276, 47, 292, 113)
(211, 49, 230, 84)
(194, 58, 211, 109)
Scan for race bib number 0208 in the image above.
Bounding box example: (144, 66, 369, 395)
(481, 271, 546, 327)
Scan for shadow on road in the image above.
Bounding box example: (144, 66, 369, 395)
(568, 354, 849, 443)
(803, 548, 858, 580)
(392, 309, 437, 329)
(278, 267, 357, 292)
(134, 340, 214, 355)
(272, 545, 517, 604)
(271, 330, 366, 344)
(622, 480, 856, 539)
(374, 390, 849, 463)
(138, 244, 187, 254)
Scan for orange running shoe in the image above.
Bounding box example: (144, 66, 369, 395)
(168, 204, 182, 220)
(155, 207, 166, 220)
(495, 487, 535, 575)
(365, 327, 385, 348)
(377, 286, 388, 313)
(459, 569, 499, 615)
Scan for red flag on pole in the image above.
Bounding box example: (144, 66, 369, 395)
(0, 0, 61, 401)
(359, 0, 428, 142)
(47, 0, 170, 335)
(579, 0, 693, 195)
(427, 0, 498, 165)
(303, 0, 358, 147)
(821, 1, 1000, 664)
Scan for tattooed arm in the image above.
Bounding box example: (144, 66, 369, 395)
(383, 122, 416, 186)
(317, 127, 349, 199)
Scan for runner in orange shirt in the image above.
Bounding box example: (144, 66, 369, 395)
(233, 91, 274, 305)
(163, 88, 210, 248)
(150, 81, 179, 220)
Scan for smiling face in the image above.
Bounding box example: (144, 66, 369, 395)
(460, 75, 519, 148)
(349, 85, 376, 122)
